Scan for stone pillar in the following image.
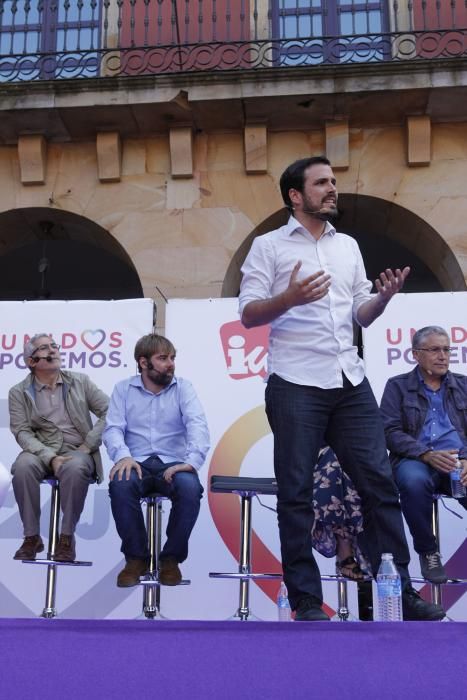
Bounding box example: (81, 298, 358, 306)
(325, 120, 349, 170)
(96, 132, 122, 182)
(169, 127, 193, 179)
(244, 125, 268, 174)
(407, 116, 431, 166)
(18, 135, 47, 185)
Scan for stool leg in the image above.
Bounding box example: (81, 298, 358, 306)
(431, 499, 442, 607)
(336, 579, 350, 621)
(42, 482, 60, 619)
(236, 495, 252, 621)
(143, 499, 162, 619)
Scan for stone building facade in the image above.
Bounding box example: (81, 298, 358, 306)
(0, 1, 466, 328)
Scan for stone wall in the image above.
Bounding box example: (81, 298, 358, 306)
(1, 122, 466, 326)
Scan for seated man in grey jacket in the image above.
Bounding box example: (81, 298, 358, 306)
(9, 333, 109, 562)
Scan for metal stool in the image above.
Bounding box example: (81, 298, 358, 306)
(407, 495, 467, 613)
(209, 475, 282, 621)
(429, 495, 467, 606)
(139, 494, 190, 619)
(431, 496, 444, 607)
(209, 475, 369, 621)
(320, 574, 366, 621)
(22, 478, 92, 618)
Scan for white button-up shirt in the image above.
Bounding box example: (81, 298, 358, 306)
(239, 216, 373, 388)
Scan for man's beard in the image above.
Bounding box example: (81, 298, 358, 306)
(303, 194, 338, 220)
(148, 370, 173, 387)
(314, 211, 335, 221)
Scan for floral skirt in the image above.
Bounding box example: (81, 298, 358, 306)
(312, 446, 371, 574)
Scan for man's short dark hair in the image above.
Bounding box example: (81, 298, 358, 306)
(134, 334, 175, 372)
(279, 156, 331, 210)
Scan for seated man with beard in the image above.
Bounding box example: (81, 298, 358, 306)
(104, 333, 210, 587)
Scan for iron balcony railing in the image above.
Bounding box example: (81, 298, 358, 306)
(0, 0, 466, 82)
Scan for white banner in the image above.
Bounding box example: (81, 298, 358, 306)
(0, 299, 155, 619)
(4, 294, 465, 621)
(363, 291, 467, 403)
(363, 292, 467, 619)
(169, 293, 467, 621)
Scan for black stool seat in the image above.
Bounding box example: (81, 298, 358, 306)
(210, 475, 278, 496)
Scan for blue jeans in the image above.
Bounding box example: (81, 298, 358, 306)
(394, 458, 467, 554)
(265, 373, 411, 610)
(109, 456, 203, 562)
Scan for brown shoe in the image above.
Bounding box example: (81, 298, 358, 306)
(54, 534, 76, 562)
(158, 557, 182, 586)
(117, 558, 149, 587)
(13, 535, 44, 560)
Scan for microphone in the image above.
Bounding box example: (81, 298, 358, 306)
(31, 355, 54, 363)
(302, 207, 328, 216)
(291, 204, 339, 218)
(147, 361, 173, 375)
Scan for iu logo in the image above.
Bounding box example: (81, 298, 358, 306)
(219, 320, 270, 379)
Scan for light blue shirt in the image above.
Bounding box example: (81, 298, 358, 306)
(419, 370, 463, 453)
(103, 374, 210, 470)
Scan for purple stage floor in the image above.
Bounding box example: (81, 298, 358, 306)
(1, 618, 466, 699)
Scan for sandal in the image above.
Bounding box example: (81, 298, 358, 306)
(336, 555, 365, 581)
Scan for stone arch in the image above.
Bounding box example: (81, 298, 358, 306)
(222, 194, 466, 296)
(0, 207, 143, 300)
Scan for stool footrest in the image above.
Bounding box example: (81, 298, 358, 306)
(209, 572, 282, 580)
(410, 576, 467, 586)
(23, 559, 92, 567)
(320, 574, 372, 582)
(140, 577, 191, 586)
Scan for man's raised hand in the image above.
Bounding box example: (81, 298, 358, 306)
(374, 267, 410, 303)
(284, 261, 331, 309)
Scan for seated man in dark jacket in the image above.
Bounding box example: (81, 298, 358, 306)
(380, 325, 467, 584)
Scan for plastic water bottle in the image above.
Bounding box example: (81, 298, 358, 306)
(376, 553, 402, 622)
(450, 456, 466, 499)
(277, 581, 291, 621)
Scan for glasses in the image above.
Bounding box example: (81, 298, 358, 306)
(31, 343, 61, 355)
(415, 346, 452, 355)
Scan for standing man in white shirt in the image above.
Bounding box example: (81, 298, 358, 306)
(239, 156, 444, 621)
(103, 334, 210, 588)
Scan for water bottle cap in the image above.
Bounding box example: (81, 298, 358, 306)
(381, 553, 393, 560)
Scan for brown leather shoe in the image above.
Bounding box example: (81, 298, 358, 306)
(158, 557, 182, 586)
(117, 558, 149, 587)
(13, 535, 44, 560)
(54, 534, 76, 562)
